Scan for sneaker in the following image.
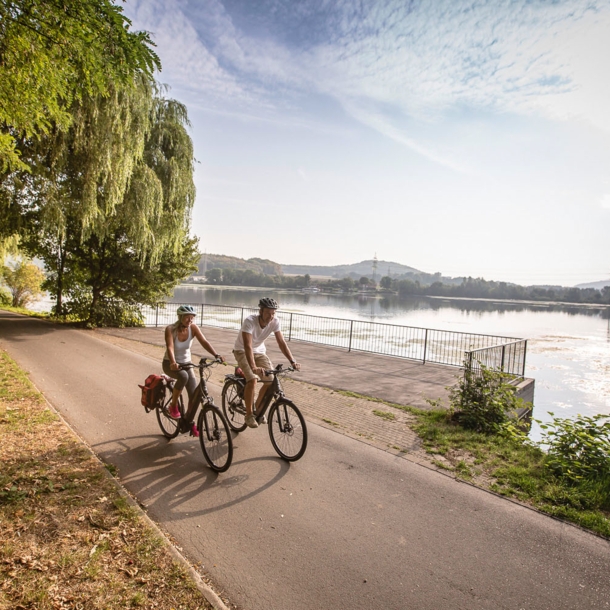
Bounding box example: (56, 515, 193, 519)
(245, 414, 259, 428)
(190, 423, 199, 437)
(168, 403, 180, 419)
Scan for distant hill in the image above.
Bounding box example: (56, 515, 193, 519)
(197, 254, 281, 275)
(576, 279, 610, 290)
(281, 259, 422, 279)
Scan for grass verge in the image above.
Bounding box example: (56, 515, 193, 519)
(0, 305, 52, 319)
(0, 348, 216, 609)
(412, 409, 610, 538)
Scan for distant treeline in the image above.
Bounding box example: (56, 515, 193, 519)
(381, 276, 610, 304)
(204, 268, 310, 288)
(197, 266, 610, 305)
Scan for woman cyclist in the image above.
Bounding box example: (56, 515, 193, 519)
(163, 305, 225, 436)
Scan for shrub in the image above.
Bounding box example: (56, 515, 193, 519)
(449, 361, 524, 434)
(0, 287, 11, 306)
(539, 413, 610, 483)
(60, 292, 144, 327)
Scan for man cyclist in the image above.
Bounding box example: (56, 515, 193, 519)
(233, 297, 300, 428)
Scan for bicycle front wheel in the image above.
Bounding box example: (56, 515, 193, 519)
(198, 405, 233, 473)
(157, 394, 184, 439)
(221, 379, 247, 432)
(268, 399, 307, 461)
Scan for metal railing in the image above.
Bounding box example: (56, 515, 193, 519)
(465, 341, 527, 378)
(140, 302, 527, 376)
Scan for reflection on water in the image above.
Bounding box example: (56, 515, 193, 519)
(173, 286, 610, 440)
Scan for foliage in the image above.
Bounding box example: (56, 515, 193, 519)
(22, 93, 199, 326)
(0, 0, 159, 173)
(4, 75, 157, 250)
(203, 267, 312, 289)
(412, 408, 610, 537)
(45, 230, 200, 326)
(539, 413, 610, 484)
(1, 257, 44, 307)
(389, 275, 610, 305)
(197, 253, 282, 275)
(0, 285, 11, 305)
(449, 361, 524, 434)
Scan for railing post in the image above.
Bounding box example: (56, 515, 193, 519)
(240, 307, 244, 325)
(522, 340, 527, 377)
(288, 313, 293, 342)
(200, 303, 204, 326)
(501, 344, 506, 371)
(155, 303, 159, 328)
(348, 320, 354, 352)
(423, 329, 428, 364)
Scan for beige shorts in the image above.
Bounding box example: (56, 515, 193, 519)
(233, 350, 273, 383)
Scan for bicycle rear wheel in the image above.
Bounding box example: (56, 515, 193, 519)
(221, 378, 247, 432)
(268, 399, 307, 461)
(157, 394, 184, 439)
(198, 405, 233, 472)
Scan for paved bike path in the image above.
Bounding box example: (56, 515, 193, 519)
(1, 311, 609, 610)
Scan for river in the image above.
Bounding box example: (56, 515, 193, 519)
(172, 285, 610, 440)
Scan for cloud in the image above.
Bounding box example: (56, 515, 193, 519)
(600, 193, 610, 210)
(125, 0, 610, 157)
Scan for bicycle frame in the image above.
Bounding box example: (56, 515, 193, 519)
(231, 364, 292, 420)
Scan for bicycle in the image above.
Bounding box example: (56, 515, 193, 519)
(221, 364, 308, 461)
(156, 357, 233, 473)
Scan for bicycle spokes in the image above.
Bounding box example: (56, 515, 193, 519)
(199, 406, 233, 472)
(268, 399, 307, 461)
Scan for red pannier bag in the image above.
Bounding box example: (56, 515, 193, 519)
(138, 374, 166, 413)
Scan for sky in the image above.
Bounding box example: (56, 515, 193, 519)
(123, 0, 610, 287)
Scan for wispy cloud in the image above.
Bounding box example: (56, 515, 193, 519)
(126, 0, 610, 159)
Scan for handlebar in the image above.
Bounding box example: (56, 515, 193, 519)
(178, 356, 224, 370)
(263, 363, 297, 376)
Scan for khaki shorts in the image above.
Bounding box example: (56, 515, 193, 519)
(233, 350, 273, 383)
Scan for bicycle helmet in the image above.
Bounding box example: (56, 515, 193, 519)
(258, 297, 279, 310)
(176, 304, 196, 316)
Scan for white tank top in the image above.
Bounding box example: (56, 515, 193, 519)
(166, 326, 193, 363)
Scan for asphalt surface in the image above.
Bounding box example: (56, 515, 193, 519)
(2, 311, 609, 610)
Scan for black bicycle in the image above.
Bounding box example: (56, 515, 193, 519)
(221, 364, 308, 461)
(157, 357, 233, 473)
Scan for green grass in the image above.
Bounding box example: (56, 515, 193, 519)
(373, 409, 396, 421)
(411, 408, 610, 538)
(0, 304, 51, 319)
(322, 418, 340, 427)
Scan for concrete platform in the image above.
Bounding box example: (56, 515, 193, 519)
(96, 325, 462, 410)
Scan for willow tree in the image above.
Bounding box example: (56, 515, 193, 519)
(0, 0, 159, 255)
(29, 93, 199, 324)
(0, 0, 159, 173)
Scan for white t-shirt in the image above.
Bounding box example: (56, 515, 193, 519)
(234, 314, 281, 354)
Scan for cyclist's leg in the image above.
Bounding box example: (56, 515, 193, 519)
(162, 360, 186, 416)
(233, 350, 259, 417)
(182, 368, 200, 423)
(253, 353, 273, 412)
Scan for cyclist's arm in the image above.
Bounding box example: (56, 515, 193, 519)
(164, 326, 179, 370)
(274, 331, 300, 370)
(242, 332, 257, 370)
(192, 324, 224, 361)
